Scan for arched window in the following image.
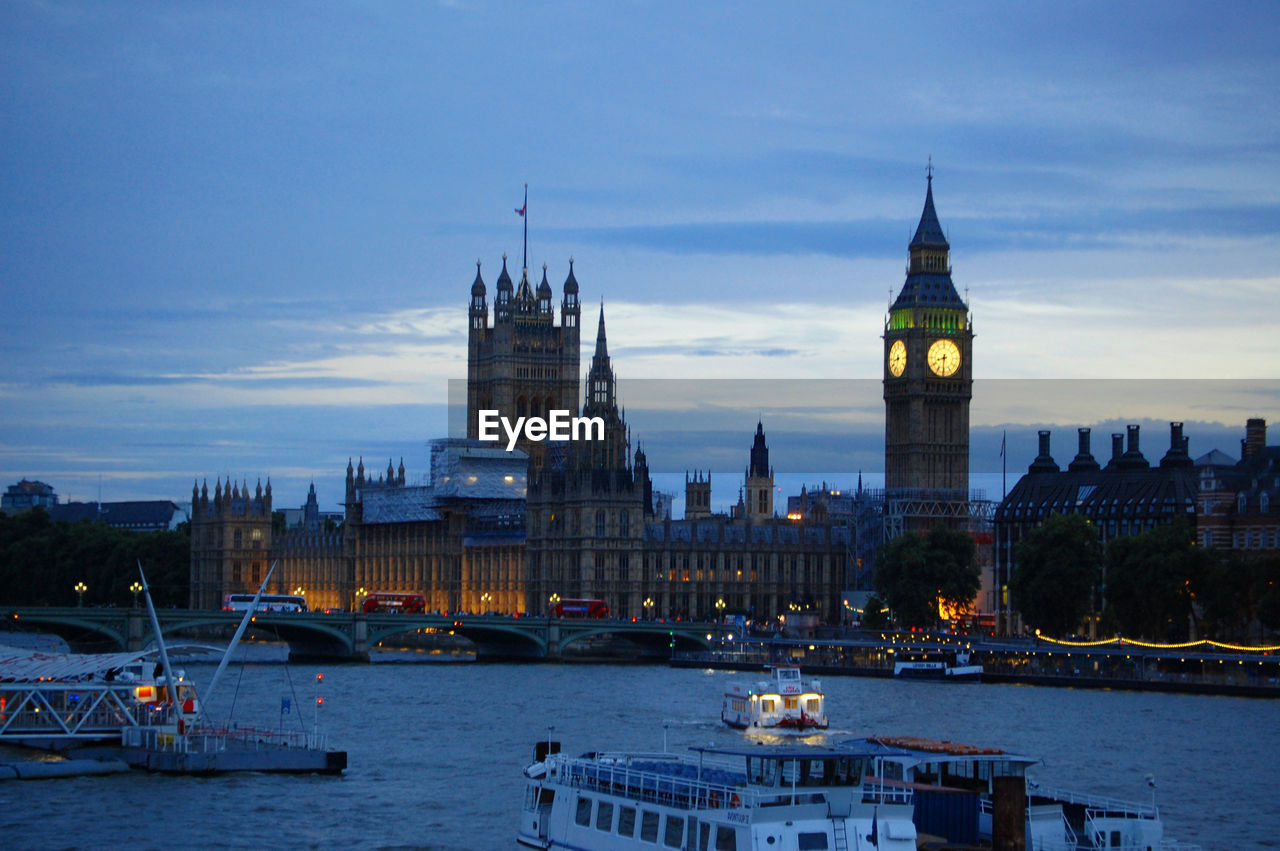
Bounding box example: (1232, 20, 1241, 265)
(233, 529, 243, 549)
(596, 510, 606, 538)
(619, 510, 630, 537)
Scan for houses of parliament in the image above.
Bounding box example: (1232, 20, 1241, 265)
(188, 178, 974, 622)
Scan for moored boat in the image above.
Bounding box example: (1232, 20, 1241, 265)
(720, 665, 827, 731)
(892, 649, 983, 681)
(850, 736, 1200, 850)
(517, 740, 918, 850)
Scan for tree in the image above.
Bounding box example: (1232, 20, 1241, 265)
(862, 597, 889, 629)
(1011, 513, 1100, 637)
(874, 524, 980, 629)
(1105, 520, 1207, 640)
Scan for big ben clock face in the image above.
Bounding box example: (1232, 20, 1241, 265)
(927, 338, 961, 376)
(887, 340, 906, 377)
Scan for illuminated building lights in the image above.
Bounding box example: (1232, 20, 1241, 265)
(1036, 634, 1280, 653)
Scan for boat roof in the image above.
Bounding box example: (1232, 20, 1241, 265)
(691, 743, 910, 760)
(0, 647, 157, 682)
(842, 737, 1039, 767)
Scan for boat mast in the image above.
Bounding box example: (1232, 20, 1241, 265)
(138, 561, 180, 714)
(202, 560, 278, 719)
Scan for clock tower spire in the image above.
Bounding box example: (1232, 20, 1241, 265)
(883, 168, 974, 537)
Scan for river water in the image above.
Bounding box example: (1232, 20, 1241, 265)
(3, 659, 1278, 850)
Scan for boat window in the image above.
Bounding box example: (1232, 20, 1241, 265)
(804, 698, 821, 714)
(805, 759, 827, 785)
(698, 821, 711, 850)
(781, 759, 801, 785)
(663, 815, 685, 848)
(575, 796, 593, 827)
(641, 811, 660, 843)
(761, 698, 776, 713)
(761, 758, 779, 786)
(596, 801, 614, 832)
(715, 825, 738, 851)
(1110, 830, 1122, 847)
(618, 806, 636, 837)
(798, 832, 829, 850)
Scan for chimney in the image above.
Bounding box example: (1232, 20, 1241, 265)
(1111, 433, 1124, 463)
(1069, 427, 1101, 472)
(1116, 424, 1150, 470)
(1161, 421, 1192, 468)
(1243, 418, 1267, 460)
(1029, 430, 1060, 473)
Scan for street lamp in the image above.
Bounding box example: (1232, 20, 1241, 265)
(643, 597, 654, 620)
(549, 593, 560, 616)
(480, 592, 492, 614)
(74, 581, 87, 607)
(129, 581, 142, 609)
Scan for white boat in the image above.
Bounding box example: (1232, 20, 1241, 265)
(851, 736, 1200, 850)
(720, 665, 827, 731)
(517, 741, 919, 850)
(892, 649, 982, 681)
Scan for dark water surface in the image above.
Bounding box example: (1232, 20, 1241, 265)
(3, 661, 1277, 849)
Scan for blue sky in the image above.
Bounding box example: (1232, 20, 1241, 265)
(2, 1, 1278, 511)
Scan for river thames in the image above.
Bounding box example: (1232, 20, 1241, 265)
(3, 659, 1278, 849)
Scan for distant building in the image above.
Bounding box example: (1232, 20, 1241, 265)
(1197, 418, 1279, 554)
(2, 479, 58, 513)
(49, 500, 188, 532)
(994, 422, 1201, 633)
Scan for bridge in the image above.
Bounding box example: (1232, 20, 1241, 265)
(1, 607, 730, 662)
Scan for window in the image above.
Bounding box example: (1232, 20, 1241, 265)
(596, 510, 606, 538)
(617, 807, 636, 837)
(640, 811, 660, 842)
(595, 801, 613, 832)
(798, 833, 829, 850)
(663, 815, 685, 848)
(575, 797, 592, 826)
(715, 825, 738, 851)
(234, 529, 243, 548)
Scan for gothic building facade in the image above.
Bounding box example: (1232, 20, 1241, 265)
(467, 256, 581, 458)
(883, 173, 974, 537)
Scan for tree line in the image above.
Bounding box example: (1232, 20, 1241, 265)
(0, 508, 189, 608)
(873, 516, 1280, 641)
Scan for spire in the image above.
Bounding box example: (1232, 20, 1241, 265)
(471, 259, 485, 296)
(910, 162, 948, 249)
(594, 302, 608, 359)
(892, 166, 966, 311)
(563, 257, 579, 294)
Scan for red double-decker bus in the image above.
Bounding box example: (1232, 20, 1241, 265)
(361, 592, 426, 614)
(550, 598, 609, 619)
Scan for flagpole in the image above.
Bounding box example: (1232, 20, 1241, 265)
(522, 183, 528, 274)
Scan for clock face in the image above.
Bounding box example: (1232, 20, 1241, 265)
(887, 340, 906, 377)
(927, 338, 961, 377)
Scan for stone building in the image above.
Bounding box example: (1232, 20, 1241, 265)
(189, 479, 273, 609)
(883, 171, 974, 537)
(1197, 418, 1279, 554)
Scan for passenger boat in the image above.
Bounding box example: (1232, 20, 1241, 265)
(517, 740, 919, 850)
(851, 736, 1200, 850)
(720, 665, 827, 731)
(892, 649, 983, 681)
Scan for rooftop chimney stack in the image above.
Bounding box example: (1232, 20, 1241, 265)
(1243, 418, 1267, 460)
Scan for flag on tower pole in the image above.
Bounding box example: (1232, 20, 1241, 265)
(516, 184, 528, 273)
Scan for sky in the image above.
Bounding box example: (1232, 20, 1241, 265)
(2, 1, 1278, 512)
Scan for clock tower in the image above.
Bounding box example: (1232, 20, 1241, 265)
(883, 169, 973, 536)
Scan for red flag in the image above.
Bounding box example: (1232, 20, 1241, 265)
(515, 202, 526, 217)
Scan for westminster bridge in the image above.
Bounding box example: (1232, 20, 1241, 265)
(0, 607, 729, 662)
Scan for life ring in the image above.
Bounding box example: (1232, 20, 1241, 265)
(730, 793, 741, 809)
(708, 791, 721, 808)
